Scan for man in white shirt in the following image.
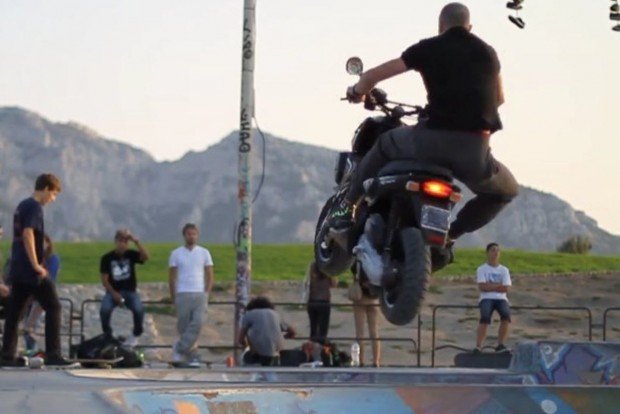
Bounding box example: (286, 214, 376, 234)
(168, 223, 214, 365)
(474, 242, 511, 353)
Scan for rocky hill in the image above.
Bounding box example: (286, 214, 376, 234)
(0, 107, 618, 253)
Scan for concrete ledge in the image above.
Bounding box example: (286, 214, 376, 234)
(69, 366, 529, 385)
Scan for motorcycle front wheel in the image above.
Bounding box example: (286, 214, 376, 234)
(314, 196, 354, 276)
(379, 227, 430, 326)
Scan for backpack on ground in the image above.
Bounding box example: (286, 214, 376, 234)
(75, 333, 143, 368)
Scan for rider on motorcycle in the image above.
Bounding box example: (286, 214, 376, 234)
(330, 2, 519, 267)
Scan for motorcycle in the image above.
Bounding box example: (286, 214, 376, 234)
(314, 57, 462, 326)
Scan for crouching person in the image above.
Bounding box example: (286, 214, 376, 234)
(237, 296, 296, 367)
(99, 229, 149, 347)
(168, 223, 214, 366)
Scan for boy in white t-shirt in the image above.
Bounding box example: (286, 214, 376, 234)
(474, 242, 511, 353)
(168, 223, 214, 365)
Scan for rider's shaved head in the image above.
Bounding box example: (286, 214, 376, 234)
(439, 3, 471, 33)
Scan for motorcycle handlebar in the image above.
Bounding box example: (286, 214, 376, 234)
(341, 88, 423, 119)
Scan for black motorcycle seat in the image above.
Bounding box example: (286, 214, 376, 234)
(378, 160, 453, 180)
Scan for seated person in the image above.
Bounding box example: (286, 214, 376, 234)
(237, 296, 295, 366)
(99, 229, 149, 347)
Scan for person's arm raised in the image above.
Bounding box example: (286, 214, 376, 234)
(129, 233, 149, 262)
(353, 58, 409, 96)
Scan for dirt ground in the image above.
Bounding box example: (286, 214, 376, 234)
(93, 272, 620, 368)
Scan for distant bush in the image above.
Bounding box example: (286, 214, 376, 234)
(557, 235, 593, 254)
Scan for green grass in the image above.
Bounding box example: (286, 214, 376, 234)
(0, 242, 313, 284)
(433, 248, 620, 277)
(1, 242, 620, 284)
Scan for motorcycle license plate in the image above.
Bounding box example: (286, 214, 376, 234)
(421, 205, 450, 233)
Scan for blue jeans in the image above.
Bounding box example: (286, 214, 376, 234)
(100, 290, 144, 337)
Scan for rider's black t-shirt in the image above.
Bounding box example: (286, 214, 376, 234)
(401, 26, 502, 133)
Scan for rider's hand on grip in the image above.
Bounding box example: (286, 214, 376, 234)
(370, 88, 387, 105)
(346, 85, 364, 103)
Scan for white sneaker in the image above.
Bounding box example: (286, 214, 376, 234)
(188, 350, 201, 366)
(172, 350, 186, 363)
(172, 345, 187, 363)
(126, 334, 139, 348)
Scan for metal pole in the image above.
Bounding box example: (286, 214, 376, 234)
(417, 312, 422, 367)
(234, 0, 256, 362)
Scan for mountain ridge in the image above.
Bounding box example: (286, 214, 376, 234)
(0, 106, 617, 253)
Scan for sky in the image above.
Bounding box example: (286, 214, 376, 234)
(1, 1, 619, 234)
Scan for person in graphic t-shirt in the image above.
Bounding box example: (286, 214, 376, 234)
(99, 229, 149, 347)
(474, 242, 512, 353)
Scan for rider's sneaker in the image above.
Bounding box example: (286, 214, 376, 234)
(329, 201, 353, 231)
(0, 357, 25, 367)
(431, 240, 454, 272)
(495, 344, 509, 353)
(472, 346, 482, 355)
(45, 355, 81, 368)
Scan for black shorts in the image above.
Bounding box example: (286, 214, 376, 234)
(243, 351, 280, 367)
(479, 299, 511, 324)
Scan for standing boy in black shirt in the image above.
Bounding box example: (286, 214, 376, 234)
(330, 3, 519, 266)
(0, 173, 77, 366)
(99, 229, 149, 347)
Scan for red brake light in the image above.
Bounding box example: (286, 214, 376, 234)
(422, 180, 452, 198)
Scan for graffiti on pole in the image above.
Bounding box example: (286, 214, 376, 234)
(243, 18, 253, 60)
(239, 108, 251, 153)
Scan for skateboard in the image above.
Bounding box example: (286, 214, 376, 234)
(168, 360, 203, 369)
(454, 350, 512, 368)
(67, 356, 124, 369)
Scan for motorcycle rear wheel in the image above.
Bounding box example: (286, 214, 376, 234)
(379, 227, 430, 326)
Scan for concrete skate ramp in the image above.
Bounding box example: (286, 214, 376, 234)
(1, 341, 613, 413)
(104, 385, 619, 414)
(92, 341, 620, 413)
(509, 341, 620, 385)
(72, 340, 620, 386)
